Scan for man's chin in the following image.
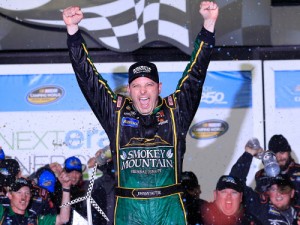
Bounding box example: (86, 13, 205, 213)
(275, 204, 289, 211)
(138, 108, 152, 115)
(279, 160, 291, 171)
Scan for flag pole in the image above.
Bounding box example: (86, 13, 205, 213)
(87, 196, 93, 225)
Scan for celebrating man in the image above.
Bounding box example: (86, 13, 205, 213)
(63, 1, 219, 224)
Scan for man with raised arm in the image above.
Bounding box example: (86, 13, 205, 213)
(63, 1, 218, 224)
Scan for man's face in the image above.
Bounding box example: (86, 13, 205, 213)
(275, 151, 290, 169)
(68, 170, 82, 186)
(50, 162, 63, 176)
(187, 185, 201, 200)
(214, 188, 243, 216)
(268, 184, 294, 210)
(8, 186, 31, 215)
(128, 77, 162, 115)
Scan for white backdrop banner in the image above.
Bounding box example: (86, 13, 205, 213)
(264, 60, 300, 168)
(0, 61, 263, 200)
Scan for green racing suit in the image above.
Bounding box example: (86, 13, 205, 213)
(67, 26, 215, 225)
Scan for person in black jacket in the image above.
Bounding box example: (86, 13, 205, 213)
(86, 147, 115, 225)
(181, 171, 207, 225)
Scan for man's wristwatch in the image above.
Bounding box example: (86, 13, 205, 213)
(62, 188, 71, 192)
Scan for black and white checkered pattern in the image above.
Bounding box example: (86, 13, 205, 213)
(60, 163, 109, 222)
(21, 0, 191, 53)
(0, 0, 283, 54)
(82, 0, 190, 52)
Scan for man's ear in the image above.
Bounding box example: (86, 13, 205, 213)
(213, 190, 217, 201)
(291, 189, 295, 198)
(127, 84, 131, 96)
(7, 192, 12, 200)
(240, 192, 243, 203)
(158, 82, 162, 94)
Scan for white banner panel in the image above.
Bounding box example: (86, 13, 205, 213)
(0, 61, 263, 200)
(184, 60, 264, 200)
(264, 60, 300, 165)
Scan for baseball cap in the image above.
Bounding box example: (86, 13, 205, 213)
(37, 169, 56, 193)
(128, 61, 159, 84)
(0, 159, 21, 186)
(0, 148, 5, 160)
(10, 177, 32, 192)
(64, 156, 82, 173)
(216, 175, 243, 193)
(181, 171, 199, 190)
(269, 174, 294, 189)
(268, 134, 291, 154)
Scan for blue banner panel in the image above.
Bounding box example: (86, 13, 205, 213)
(0, 70, 251, 111)
(101, 71, 252, 108)
(275, 70, 300, 108)
(201, 71, 252, 108)
(0, 74, 90, 111)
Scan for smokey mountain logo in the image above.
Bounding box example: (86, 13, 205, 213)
(124, 135, 171, 147)
(120, 149, 173, 161)
(189, 119, 228, 140)
(27, 85, 64, 105)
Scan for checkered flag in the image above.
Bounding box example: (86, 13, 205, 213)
(20, 0, 191, 53)
(0, 0, 275, 53)
(60, 163, 109, 224)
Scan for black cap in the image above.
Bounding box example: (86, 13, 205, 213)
(0, 159, 21, 186)
(181, 171, 199, 190)
(128, 61, 159, 84)
(10, 177, 32, 192)
(268, 134, 291, 154)
(269, 174, 294, 189)
(216, 175, 243, 193)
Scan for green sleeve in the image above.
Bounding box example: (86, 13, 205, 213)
(38, 214, 57, 225)
(0, 204, 4, 219)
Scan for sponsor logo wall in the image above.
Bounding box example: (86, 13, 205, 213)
(0, 60, 280, 201)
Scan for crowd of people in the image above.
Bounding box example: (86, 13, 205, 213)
(0, 146, 114, 225)
(0, 148, 72, 224)
(1, 1, 300, 225)
(1, 133, 300, 225)
(182, 134, 300, 225)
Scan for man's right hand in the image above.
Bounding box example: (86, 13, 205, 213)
(199, 1, 219, 33)
(62, 6, 83, 35)
(245, 145, 264, 157)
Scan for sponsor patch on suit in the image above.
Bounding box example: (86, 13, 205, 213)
(121, 117, 139, 128)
